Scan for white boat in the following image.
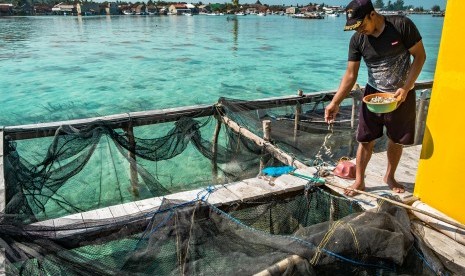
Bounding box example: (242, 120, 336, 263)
(122, 10, 134, 15)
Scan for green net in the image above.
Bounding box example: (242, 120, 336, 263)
(1, 90, 447, 275)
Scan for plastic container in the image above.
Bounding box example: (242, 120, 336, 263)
(362, 93, 401, 113)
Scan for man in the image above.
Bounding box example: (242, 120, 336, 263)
(324, 0, 426, 196)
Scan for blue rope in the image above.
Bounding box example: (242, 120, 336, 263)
(196, 185, 216, 202)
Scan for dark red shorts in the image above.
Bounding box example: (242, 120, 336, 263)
(357, 84, 416, 145)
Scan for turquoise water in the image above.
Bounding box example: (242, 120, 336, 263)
(1, 15, 443, 126)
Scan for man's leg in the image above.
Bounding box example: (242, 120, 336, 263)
(344, 141, 374, 196)
(384, 139, 405, 193)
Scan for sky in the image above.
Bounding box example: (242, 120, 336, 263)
(234, 0, 447, 10)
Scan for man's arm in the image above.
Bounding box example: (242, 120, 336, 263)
(325, 61, 360, 123)
(395, 40, 427, 102)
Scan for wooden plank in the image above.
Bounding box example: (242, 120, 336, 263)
(205, 185, 241, 205)
(164, 188, 205, 203)
(81, 207, 115, 228)
(53, 213, 86, 238)
(223, 179, 274, 202)
(109, 202, 140, 218)
(29, 218, 56, 239)
(134, 197, 163, 212)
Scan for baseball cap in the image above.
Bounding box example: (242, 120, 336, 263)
(344, 0, 375, 31)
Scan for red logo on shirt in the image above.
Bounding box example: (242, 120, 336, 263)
(391, 41, 399, 46)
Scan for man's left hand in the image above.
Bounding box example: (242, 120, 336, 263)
(394, 88, 408, 103)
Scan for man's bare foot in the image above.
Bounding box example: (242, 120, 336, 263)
(344, 182, 365, 197)
(384, 177, 405, 193)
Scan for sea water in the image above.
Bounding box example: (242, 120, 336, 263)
(0, 14, 445, 219)
(1, 14, 443, 127)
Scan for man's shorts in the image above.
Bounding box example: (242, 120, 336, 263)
(357, 84, 416, 145)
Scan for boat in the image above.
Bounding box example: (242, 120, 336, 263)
(292, 12, 324, 19)
(122, 9, 134, 15)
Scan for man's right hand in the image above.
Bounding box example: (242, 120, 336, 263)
(325, 102, 340, 124)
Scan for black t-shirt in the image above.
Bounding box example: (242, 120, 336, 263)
(348, 15, 422, 92)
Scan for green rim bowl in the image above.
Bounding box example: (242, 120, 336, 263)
(362, 93, 400, 113)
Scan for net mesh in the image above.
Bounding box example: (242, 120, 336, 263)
(1, 90, 447, 275)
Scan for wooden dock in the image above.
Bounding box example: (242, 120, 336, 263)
(26, 143, 464, 274)
(5, 80, 461, 274)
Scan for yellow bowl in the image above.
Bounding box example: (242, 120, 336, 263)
(362, 93, 400, 113)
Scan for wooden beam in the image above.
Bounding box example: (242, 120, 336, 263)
(3, 81, 433, 141)
(4, 104, 215, 140)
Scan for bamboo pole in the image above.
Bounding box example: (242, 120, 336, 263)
(125, 125, 139, 197)
(211, 116, 222, 184)
(325, 180, 465, 231)
(220, 116, 308, 169)
(411, 200, 465, 246)
(253, 255, 306, 276)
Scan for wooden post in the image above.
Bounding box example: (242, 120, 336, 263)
(294, 89, 303, 143)
(0, 130, 5, 276)
(125, 125, 139, 197)
(211, 116, 222, 184)
(414, 89, 428, 145)
(260, 120, 271, 173)
(262, 120, 271, 142)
